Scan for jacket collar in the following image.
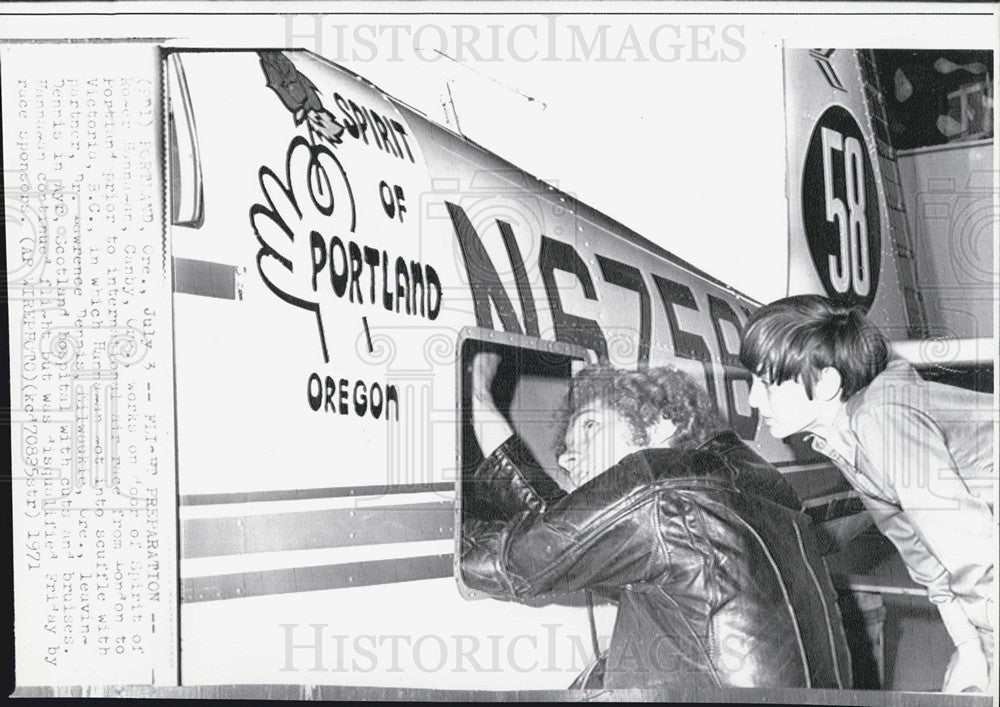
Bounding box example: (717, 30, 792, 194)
(695, 430, 743, 456)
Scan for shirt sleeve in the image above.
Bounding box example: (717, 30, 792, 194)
(851, 403, 995, 643)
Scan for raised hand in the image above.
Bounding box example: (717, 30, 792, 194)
(470, 351, 514, 457)
(472, 351, 502, 409)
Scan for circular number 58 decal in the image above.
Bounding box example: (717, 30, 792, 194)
(802, 105, 881, 311)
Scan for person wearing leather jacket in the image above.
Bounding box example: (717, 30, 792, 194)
(462, 355, 852, 689)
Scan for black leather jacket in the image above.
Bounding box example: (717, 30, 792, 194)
(462, 431, 852, 689)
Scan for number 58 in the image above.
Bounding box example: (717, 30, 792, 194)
(821, 127, 871, 297)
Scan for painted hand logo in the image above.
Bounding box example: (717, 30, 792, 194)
(250, 136, 356, 362)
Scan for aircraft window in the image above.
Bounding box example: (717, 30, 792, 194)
(166, 52, 205, 228)
(872, 49, 993, 151)
(455, 330, 591, 599)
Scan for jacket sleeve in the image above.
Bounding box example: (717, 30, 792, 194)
(461, 450, 671, 600)
(852, 404, 995, 645)
(465, 435, 567, 520)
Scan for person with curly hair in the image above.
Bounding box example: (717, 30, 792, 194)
(551, 365, 726, 488)
(462, 353, 852, 690)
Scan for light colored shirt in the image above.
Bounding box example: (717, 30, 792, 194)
(811, 360, 996, 647)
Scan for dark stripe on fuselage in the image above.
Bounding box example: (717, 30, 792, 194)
(180, 481, 454, 506)
(182, 502, 453, 558)
(182, 554, 453, 602)
(783, 464, 854, 503)
(173, 257, 238, 299)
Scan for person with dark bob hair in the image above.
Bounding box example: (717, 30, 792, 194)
(738, 294, 889, 401)
(740, 294, 996, 694)
(462, 353, 851, 690)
